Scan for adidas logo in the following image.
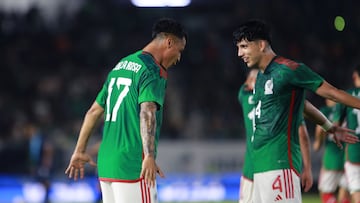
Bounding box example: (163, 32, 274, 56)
(274, 194, 283, 201)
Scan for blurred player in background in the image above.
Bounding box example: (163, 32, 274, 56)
(237, 69, 257, 203)
(333, 65, 360, 203)
(23, 121, 54, 203)
(233, 19, 360, 203)
(237, 69, 312, 203)
(65, 18, 187, 203)
(313, 98, 350, 203)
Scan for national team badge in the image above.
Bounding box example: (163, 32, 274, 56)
(264, 78, 273, 95)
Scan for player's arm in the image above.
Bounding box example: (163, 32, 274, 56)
(139, 102, 164, 187)
(65, 101, 103, 180)
(316, 80, 360, 109)
(298, 122, 313, 192)
(303, 100, 358, 148)
(313, 124, 325, 151)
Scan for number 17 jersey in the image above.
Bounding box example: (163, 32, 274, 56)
(95, 50, 167, 181)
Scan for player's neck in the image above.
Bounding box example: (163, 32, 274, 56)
(143, 42, 164, 68)
(259, 51, 276, 72)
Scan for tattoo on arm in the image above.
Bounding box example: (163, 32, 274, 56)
(140, 102, 157, 157)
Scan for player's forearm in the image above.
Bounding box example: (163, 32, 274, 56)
(75, 102, 103, 153)
(140, 102, 157, 157)
(313, 125, 325, 151)
(317, 81, 360, 109)
(303, 100, 330, 126)
(299, 126, 311, 170)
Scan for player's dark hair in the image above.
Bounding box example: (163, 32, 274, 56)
(152, 18, 187, 41)
(233, 19, 272, 45)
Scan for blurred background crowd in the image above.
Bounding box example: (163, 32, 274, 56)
(0, 0, 360, 178)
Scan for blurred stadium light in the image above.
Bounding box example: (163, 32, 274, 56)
(131, 0, 191, 7)
(0, 0, 84, 23)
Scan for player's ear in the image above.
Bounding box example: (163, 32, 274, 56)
(166, 37, 174, 48)
(259, 40, 267, 52)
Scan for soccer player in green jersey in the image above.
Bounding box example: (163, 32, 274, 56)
(233, 19, 360, 203)
(238, 69, 257, 203)
(65, 18, 187, 203)
(333, 66, 360, 203)
(238, 69, 313, 203)
(313, 99, 350, 203)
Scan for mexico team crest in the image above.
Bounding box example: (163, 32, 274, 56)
(264, 78, 273, 95)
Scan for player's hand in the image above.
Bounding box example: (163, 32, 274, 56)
(326, 126, 359, 149)
(140, 155, 165, 188)
(65, 152, 96, 181)
(301, 168, 313, 192)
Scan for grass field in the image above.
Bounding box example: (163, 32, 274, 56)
(161, 193, 321, 203)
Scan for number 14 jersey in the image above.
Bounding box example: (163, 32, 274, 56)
(252, 56, 323, 174)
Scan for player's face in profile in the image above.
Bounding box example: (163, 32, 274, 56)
(163, 36, 186, 69)
(236, 39, 261, 68)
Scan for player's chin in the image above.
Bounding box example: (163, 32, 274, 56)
(244, 62, 252, 68)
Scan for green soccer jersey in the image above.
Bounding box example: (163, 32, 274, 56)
(95, 50, 167, 181)
(238, 84, 255, 180)
(333, 87, 360, 163)
(252, 56, 323, 174)
(320, 105, 345, 170)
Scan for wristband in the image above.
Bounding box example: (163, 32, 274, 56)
(321, 120, 333, 131)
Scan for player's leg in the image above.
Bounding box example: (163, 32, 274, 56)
(239, 175, 254, 203)
(253, 169, 301, 203)
(318, 168, 342, 203)
(345, 161, 360, 203)
(99, 181, 116, 203)
(338, 174, 350, 203)
(111, 179, 157, 203)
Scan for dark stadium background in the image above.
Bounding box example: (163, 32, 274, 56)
(0, 0, 358, 202)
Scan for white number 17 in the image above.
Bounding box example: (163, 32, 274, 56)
(105, 77, 132, 122)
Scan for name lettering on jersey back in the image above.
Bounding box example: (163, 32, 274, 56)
(113, 60, 142, 73)
(264, 78, 273, 95)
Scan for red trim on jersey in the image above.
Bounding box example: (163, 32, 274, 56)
(274, 56, 300, 70)
(287, 91, 296, 171)
(141, 51, 168, 79)
(159, 67, 168, 79)
(99, 177, 142, 183)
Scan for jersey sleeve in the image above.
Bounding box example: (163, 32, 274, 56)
(95, 76, 110, 108)
(289, 64, 324, 92)
(138, 71, 166, 108)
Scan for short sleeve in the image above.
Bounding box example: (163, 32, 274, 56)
(289, 64, 324, 92)
(138, 72, 166, 108)
(95, 77, 109, 108)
